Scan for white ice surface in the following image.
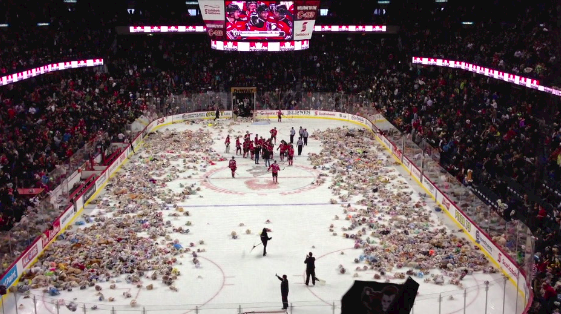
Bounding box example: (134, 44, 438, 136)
(2, 118, 527, 314)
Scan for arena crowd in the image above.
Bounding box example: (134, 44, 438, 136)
(0, 1, 560, 313)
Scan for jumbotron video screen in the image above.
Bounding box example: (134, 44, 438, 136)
(200, 0, 319, 42)
(225, 1, 295, 41)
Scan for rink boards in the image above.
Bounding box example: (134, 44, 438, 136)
(0, 110, 532, 313)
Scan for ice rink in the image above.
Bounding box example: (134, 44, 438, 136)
(3, 118, 526, 314)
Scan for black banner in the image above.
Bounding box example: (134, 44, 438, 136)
(83, 183, 97, 202)
(341, 277, 419, 314)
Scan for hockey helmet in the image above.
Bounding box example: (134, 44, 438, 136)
(226, 4, 241, 15)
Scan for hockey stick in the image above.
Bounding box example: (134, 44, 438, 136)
(250, 242, 262, 252)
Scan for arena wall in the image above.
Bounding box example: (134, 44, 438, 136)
(0, 110, 532, 314)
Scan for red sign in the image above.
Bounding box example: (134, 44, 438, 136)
(41, 219, 61, 249)
(295, 1, 320, 20)
(21, 243, 39, 268)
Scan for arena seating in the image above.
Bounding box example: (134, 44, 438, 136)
(0, 1, 560, 312)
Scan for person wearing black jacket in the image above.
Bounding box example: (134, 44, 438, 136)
(275, 274, 289, 309)
(254, 145, 261, 164)
(260, 228, 272, 256)
(304, 252, 316, 286)
(263, 148, 271, 167)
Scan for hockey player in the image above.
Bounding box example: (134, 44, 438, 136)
(277, 109, 283, 122)
(271, 5, 293, 40)
(226, 4, 247, 40)
(224, 135, 231, 153)
(287, 144, 294, 166)
(247, 4, 272, 39)
(228, 157, 237, 178)
(249, 140, 255, 160)
(270, 127, 278, 144)
(244, 1, 258, 16)
(277, 140, 287, 161)
(243, 138, 250, 158)
(235, 136, 242, 155)
(268, 160, 280, 183)
(244, 131, 252, 141)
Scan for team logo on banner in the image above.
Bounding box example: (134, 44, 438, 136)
(280, 41, 295, 51)
(223, 41, 238, 51)
(249, 42, 268, 51)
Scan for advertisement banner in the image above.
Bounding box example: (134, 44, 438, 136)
(183, 112, 208, 120)
(338, 113, 349, 120)
(313, 110, 337, 117)
(108, 158, 119, 175)
(76, 196, 84, 213)
(249, 42, 268, 51)
(199, 0, 225, 21)
(350, 114, 366, 124)
(294, 1, 320, 20)
(21, 242, 41, 269)
(59, 205, 75, 229)
(293, 20, 316, 40)
(410, 164, 421, 181)
(381, 136, 391, 149)
(205, 21, 226, 39)
(422, 176, 437, 199)
(0, 266, 18, 288)
(475, 229, 494, 255)
(83, 183, 97, 203)
(286, 110, 311, 116)
(95, 171, 108, 190)
(280, 41, 295, 51)
(402, 158, 411, 173)
(451, 204, 472, 233)
(497, 251, 520, 279)
(41, 219, 61, 249)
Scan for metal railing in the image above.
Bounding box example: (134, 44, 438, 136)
(0, 274, 524, 314)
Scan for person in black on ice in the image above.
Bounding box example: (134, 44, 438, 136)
(304, 252, 317, 286)
(260, 228, 272, 256)
(275, 273, 289, 309)
(215, 107, 220, 121)
(254, 144, 261, 164)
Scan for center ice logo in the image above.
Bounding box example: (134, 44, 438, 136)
(247, 166, 269, 177)
(244, 178, 280, 190)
